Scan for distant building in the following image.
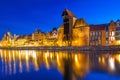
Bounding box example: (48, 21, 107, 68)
(1, 9, 120, 47)
(115, 19, 120, 45)
(89, 24, 106, 46)
(15, 36, 27, 46)
(108, 21, 116, 45)
(1, 30, 13, 46)
(45, 28, 58, 46)
(32, 29, 45, 45)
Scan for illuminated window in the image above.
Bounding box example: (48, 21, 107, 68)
(110, 37, 115, 41)
(112, 31, 115, 36)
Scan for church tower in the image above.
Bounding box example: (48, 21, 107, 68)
(62, 9, 76, 46)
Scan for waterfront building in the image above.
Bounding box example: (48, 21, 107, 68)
(15, 36, 27, 46)
(1, 9, 120, 47)
(108, 21, 116, 45)
(57, 9, 90, 46)
(32, 29, 45, 46)
(1, 30, 13, 46)
(45, 28, 58, 46)
(115, 19, 120, 45)
(89, 24, 106, 46)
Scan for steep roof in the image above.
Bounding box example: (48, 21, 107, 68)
(109, 20, 116, 27)
(74, 18, 88, 28)
(62, 9, 76, 17)
(90, 24, 106, 31)
(34, 29, 41, 33)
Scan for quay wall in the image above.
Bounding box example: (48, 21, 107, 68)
(0, 46, 120, 51)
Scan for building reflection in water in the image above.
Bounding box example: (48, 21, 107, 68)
(0, 49, 120, 79)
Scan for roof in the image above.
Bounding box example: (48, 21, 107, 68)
(58, 24, 64, 29)
(62, 9, 76, 17)
(74, 18, 88, 28)
(34, 29, 41, 33)
(90, 24, 106, 31)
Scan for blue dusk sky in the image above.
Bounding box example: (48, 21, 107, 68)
(0, 0, 120, 39)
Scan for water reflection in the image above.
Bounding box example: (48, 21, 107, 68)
(0, 50, 120, 79)
(0, 50, 39, 75)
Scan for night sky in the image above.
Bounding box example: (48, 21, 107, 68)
(0, 0, 120, 39)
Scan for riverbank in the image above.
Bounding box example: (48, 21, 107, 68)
(0, 46, 120, 51)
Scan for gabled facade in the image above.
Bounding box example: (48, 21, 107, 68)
(108, 21, 116, 45)
(58, 9, 90, 46)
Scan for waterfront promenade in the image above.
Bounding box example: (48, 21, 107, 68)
(0, 46, 120, 51)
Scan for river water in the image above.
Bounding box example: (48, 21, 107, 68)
(0, 49, 120, 80)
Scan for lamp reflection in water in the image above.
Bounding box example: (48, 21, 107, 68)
(62, 52, 90, 80)
(12, 50, 16, 74)
(18, 50, 22, 73)
(98, 54, 117, 73)
(8, 50, 12, 75)
(0, 49, 119, 79)
(114, 54, 120, 63)
(0, 50, 90, 79)
(0, 49, 39, 75)
(44, 51, 50, 69)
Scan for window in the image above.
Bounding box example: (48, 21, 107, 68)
(92, 36, 94, 40)
(98, 36, 101, 40)
(90, 43, 92, 45)
(109, 37, 110, 40)
(95, 36, 97, 40)
(93, 32, 95, 36)
(116, 22, 120, 27)
(96, 32, 98, 36)
(99, 41, 101, 44)
(111, 37, 115, 40)
(99, 31, 101, 35)
(90, 32, 92, 36)
(112, 31, 115, 36)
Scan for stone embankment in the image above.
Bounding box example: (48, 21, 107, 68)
(0, 46, 120, 51)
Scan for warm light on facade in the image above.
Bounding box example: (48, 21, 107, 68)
(115, 40, 120, 45)
(0, 9, 120, 47)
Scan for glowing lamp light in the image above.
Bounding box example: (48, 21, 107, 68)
(117, 40, 120, 45)
(109, 57, 115, 71)
(75, 54, 78, 62)
(75, 40, 78, 43)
